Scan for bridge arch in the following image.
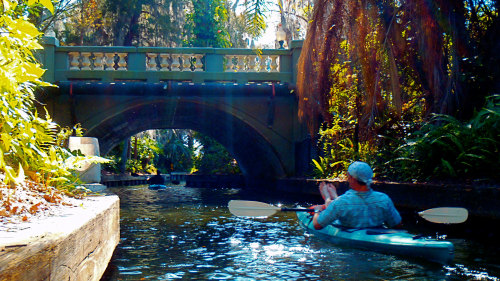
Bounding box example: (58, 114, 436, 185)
(89, 98, 287, 182)
(40, 81, 313, 186)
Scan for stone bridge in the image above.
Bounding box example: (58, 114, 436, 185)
(37, 37, 311, 186)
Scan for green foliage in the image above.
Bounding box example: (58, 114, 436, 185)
(191, 132, 240, 174)
(386, 95, 500, 182)
(301, 1, 499, 184)
(243, 0, 270, 38)
(184, 0, 232, 48)
(55, 123, 85, 147)
(127, 134, 162, 174)
(312, 121, 375, 179)
(155, 130, 193, 172)
(103, 130, 240, 175)
(0, 0, 111, 196)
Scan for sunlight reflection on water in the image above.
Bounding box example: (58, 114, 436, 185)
(101, 185, 500, 280)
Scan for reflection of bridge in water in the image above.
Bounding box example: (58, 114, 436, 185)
(37, 37, 311, 187)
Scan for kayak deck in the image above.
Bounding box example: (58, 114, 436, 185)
(297, 212, 454, 264)
(149, 184, 167, 190)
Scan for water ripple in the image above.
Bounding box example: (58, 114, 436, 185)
(102, 185, 500, 280)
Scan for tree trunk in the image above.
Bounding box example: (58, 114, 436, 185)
(119, 138, 129, 173)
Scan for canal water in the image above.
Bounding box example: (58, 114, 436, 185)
(101, 185, 500, 280)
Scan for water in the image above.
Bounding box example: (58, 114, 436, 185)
(101, 185, 500, 280)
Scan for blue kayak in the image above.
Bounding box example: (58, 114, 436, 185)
(148, 184, 167, 190)
(296, 212, 454, 264)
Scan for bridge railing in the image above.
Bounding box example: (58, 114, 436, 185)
(40, 37, 303, 84)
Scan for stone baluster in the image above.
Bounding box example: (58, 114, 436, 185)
(181, 54, 192, 71)
(270, 55, 279, 72)
(80, 52, 92, 70)
(104, 53, 115, 70)
(193, 54, 204, 71)
(254, 56, 261, 72)
(171, 54, 181, 71)
(237, 55, 247, 72)
(146, 53, 158, 71)
(68, 52, 80, 70)
(247, 55, 257, 72)
(116, 53, 127, 70)
(93, 53, 105, 70)
(225, 56, 235, 72)
(259, 55, 268, 72)
(160, 54, 170, 71)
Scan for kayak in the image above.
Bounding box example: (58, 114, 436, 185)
(296, 212, 454, 264)
(148, 184, 167, 190)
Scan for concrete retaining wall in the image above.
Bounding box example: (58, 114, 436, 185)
(0, 195, 119, 281)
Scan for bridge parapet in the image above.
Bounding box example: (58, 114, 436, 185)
(40, 37, 303, 85)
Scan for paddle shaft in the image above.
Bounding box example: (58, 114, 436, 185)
(281, 208, 315, 213)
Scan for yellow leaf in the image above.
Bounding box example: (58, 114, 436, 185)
(16, 163, 25, 184)
(37, 0, 54, 14)
(26, 0, 53, 13)
(11, 18, 41, 39)
(23, 61, 46, 80)
(2, 0, 17, 11)
(49, 146, 57, 162)
(4, 165, 16, 185)
(1, 133, 12, 151)
(0, 147, 4, 170)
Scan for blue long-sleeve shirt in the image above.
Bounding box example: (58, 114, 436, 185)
(317, 189, 401, 228)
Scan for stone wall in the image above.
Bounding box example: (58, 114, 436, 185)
(0, 195, 119, 281)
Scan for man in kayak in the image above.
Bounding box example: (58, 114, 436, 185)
(148, 170, 165, 185)
(312, 161, 402, 230)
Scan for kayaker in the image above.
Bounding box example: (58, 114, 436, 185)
(148, 170, 165, 185)
(312, 161, 402, 230)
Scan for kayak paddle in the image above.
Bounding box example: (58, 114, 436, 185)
(228, 200, 468, 224)
(228, 200, 313, 217)
(418, 207, 468, 224)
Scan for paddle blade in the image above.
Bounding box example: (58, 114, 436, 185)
(418, 207, 468, 224)
(228, 200, 280, 217)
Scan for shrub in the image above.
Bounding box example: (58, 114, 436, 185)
(0, 0, 108, 195)
(387, 95, 499, 182)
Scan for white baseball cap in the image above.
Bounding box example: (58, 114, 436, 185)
(347, 161, 373, 185)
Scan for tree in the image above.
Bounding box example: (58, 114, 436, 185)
(298, 0, 499, 135)
(139, 0, 189, 47)
(155, 129, 193, 172)
(25, 0, 76, 33)
(0, 0, 107, 192)
(126, 133, 162, 173)
(191, 132, 240, 174)
(298, 0, 499, 179)
(48, 0, 189, 47)
(184, 0, 232, 47)
(276, 0, 312, 46)
(227, 2, 251, 48)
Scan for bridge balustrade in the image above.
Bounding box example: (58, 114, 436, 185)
(40, 37, 303, 84)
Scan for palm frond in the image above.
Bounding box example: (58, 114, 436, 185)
(243, 0, 271, 37)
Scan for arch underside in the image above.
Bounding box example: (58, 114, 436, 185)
(86, 100, 287, 183)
